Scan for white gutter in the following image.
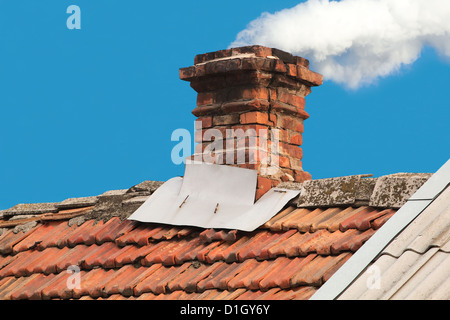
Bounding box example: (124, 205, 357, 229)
(310, 159, 450, 300)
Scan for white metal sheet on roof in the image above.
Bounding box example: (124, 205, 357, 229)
(383, 186, 450, 257)
(337, 247, 450, 300)
(337, 186, 450, 300)
(311, 159, 450, 300)
(128, 163, 299, 232)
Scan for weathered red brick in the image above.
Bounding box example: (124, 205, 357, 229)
(277, 129, 290, 143)
(228, 87, 269, 101)
(230, 124, 269, 139)
(279, 143, 303, 159)
(192, 104, 222, 117)
(240, 57, 274, 72)
(286, 64, 297, 77)
(194, 51, 216, 64)
(271, 48, 295, 64)
(240, 112, 270, 125)
(179, 66, 196, 80)
(279, 156, 290, 168)
(196, 117, 213, 129)
(237, 163, 263, 171)
(280, 168, 295, 182)
(277, 115, 304, 133)
(213, 114, 240, 126)
(294, 170, 312, 182)
(290, 158, 303, 171)
(271, 74, 303, 90)
(232, 45, 272, 58)
(294, 56, 310, 68)
(269, 88, 277, 101)
(195, 127, 228, 143)
(273, 60, 287, 73)
(290, 133, 303, 145)
(222, 99, 270, 113)
(214, 49, 233, 60)
(257, 176, 273, 192)
(297, 66, 323, 86)
(269, 114, 277, 126)
(211, 147, 267, 166)
(255, 189, 266, 201)
(277, 90, 305, 109)
(197, 92, 216, 106)
(271, 101, 309, 119)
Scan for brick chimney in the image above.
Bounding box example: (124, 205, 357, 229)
(179, 45, 323, 200)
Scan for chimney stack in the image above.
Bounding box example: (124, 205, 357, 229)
(180, 46, 323, 200)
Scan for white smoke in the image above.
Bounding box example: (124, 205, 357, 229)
(230, 0, 450, 88)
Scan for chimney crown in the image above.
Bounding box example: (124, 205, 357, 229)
(180, 46, 323, 200)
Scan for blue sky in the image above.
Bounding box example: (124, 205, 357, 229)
(0, 0, 448, 210)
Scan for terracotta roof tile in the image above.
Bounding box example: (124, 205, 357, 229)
(262, 206, 296, 230)
(0, 228, 34, 255)
(10, 273, 52, 300)
(291, 254, 351, 287)
(94, 217, 135, 244)
(319, 206, 366, 232)
(105, 264, 160, 297)
(339, 206, 376, 231)
(0, 191, 397, 300)
(200, 228, 239, 242)
(371, 209, 396, 230)
(38, 221, 77, 249)
(82, 242, 121, 269)
(1, 274, 39, 300)
(12, 223, 47, 254)
(39, 270, 70, 299)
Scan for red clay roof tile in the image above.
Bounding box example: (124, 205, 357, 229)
(196, 241, 223, 262)
(226, 259, 260, 290)
(259, 229, 298, 259)
(0, 199, 396, 300)
(200, 228, 239, 242)
(256, 257, 292, 290)
(82, 242, 121, 269)
(339, 206, 374, 231)
(39, 221, 77, 249)
(0, 228, 34, 255)
(262, 206, 296, 230)
(29, 247, 67, 275)
(1, 274, 39, 300)
(159, 267, 190, 293)
(235, 289, 261, 300)
(39, 270, 71, 299)
(257, 287, 283, 300)
(115, 224, 153, 247)
(11, 223, 45, 254)
(66, 219, 99, 247)
(11, 273, 53, 300)
(110, 264, 161, 296)
(184, 262, 225, 293)
(54, 245, 91, 273)
(278, 208, 314, 231)
(321, 206, 365, 232)
(94, 217, 135, 244)
(263, 255, 315, 290)
(142, 240, 183, 265)
(371, 209, 396, 229)
(322, 254, 352, 283)
(166, 263, 207, 293)
(307, 208, 342, 232)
